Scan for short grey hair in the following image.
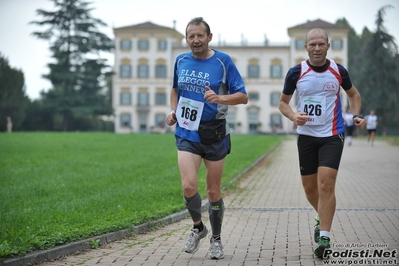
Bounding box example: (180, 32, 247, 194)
(185, 17, 211, 37)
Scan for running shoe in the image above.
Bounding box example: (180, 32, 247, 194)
(208, 237, 224, 260)
(183, 225, 208, 253)
(314, 236, 331, 258)
(314, 216, 320, 243)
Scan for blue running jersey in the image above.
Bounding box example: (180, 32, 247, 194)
(172, 50, 246, 142)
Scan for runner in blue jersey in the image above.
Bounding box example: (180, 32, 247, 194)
(165, 17, 248, 260)
(278, 28, 366, 259)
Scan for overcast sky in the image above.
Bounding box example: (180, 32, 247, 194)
(0, 0, 398, 100)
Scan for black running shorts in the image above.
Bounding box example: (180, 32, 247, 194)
(297, 134, 345, 175)
(175, 134, 231, 161)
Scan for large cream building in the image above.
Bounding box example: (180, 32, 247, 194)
(112, 19, 349, 134)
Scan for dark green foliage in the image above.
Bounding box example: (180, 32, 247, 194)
(337, 5, 399, 135)
(30, 0, 114, 131)
(0, 54, 30, 131)
(359, 6, 399, 134)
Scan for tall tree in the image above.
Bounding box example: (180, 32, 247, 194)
(30, 0, 114, 131)
(355, 5, 399, 134)
(336, 18, 362, 71)
(0, 54, 30, 131)
(22, 98, 55, 131)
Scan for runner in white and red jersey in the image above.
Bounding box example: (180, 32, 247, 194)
(279, 28, 366, 259)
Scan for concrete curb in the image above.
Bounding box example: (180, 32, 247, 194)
(1, 202, 209, 266)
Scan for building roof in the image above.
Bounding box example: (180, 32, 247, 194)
(114, 21, 175, 31)
(113, 21, 185, 39)
(288, 19, 348, 30)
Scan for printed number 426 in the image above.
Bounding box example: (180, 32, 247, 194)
(304, 104, 322, 116)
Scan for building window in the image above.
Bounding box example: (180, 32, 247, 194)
(120, 92, 131, 105)
(270, 65, 282, 78)
(155, 91, 166, 105)
(120, 113, 131, 128)
(139, 113, 147, 133)
(120, 64, 132, 78)
(270, 92, 280, 106)
(155, 64, 167, 78)
(138, 40, 149, 50)
(331, 39, 343, 50)
(247, 65, 260, 78)
(158, 40, 167, 50)
(226, 113, 236, 130)
(248, 112, 259, 134)
(120, 40, 132, 50)
(248, 92, 259, 101)
(138, 65, 149, 78)
(270, 113, 282, 130)
(138, 92, 149, 106)
(295, 39, 305, 49)
(155, 113, 166, 128)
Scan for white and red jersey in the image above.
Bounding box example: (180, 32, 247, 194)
(283, 59, 350, 137)
(295, 59, 345, 137)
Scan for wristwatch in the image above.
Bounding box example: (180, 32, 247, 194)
(352, 114, 363, 120)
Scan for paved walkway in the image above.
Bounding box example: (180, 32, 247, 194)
(8, 138, 399, 265)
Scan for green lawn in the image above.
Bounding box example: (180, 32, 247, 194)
(0, 132, 284, 259)
(379, 136, 399, 145)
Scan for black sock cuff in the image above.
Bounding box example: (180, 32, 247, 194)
(193, 221, 204, 231)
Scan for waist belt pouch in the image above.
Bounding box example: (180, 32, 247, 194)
(198, 119, 226, 145)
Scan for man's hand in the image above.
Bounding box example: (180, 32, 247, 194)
(166, 110, 177, 126)
(204, 86, 220, 103)
(354, 117, 366, 129)
(291, 112, 310, 126)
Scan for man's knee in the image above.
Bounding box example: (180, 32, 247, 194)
(206, 186, 221, 201)
(301, 174, 318, 195)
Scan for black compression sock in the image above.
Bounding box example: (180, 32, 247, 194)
(193, 221, 204, 232)
(184, 192, 202, 222)
(208, 198, 224, 236)
(212, 235, 221, 241)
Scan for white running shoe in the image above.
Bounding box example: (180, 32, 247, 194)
(183, 225, 208, 253)
(208, 237, 224, 260)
